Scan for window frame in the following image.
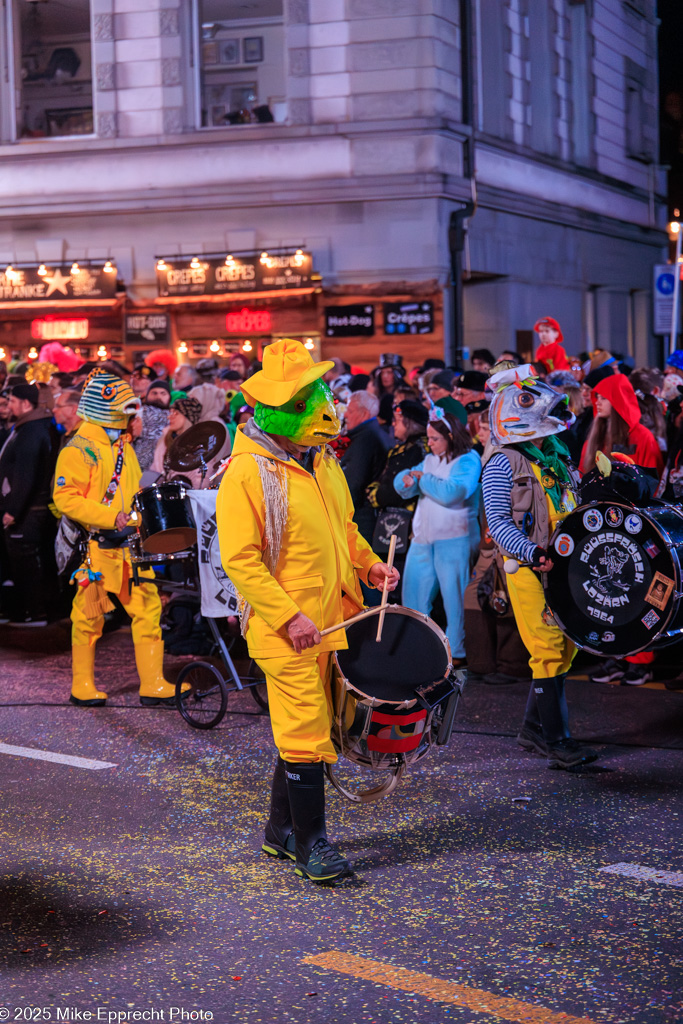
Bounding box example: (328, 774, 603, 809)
(7, 0, 96, 144)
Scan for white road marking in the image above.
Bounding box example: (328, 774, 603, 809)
(599, 862, 683, 888)
(0, 742, 116, 771)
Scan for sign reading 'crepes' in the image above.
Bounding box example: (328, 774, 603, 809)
(156, 252, 314, 298)
(383, 301, 434, 334)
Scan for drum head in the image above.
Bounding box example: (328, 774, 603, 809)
(546, 502, 681, 656)
(336, 607, 450, 703)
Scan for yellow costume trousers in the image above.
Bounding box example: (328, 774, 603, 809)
(71, 562, 162, 648)
(506, 566, 575, 679)
(255, 651, 337, 764)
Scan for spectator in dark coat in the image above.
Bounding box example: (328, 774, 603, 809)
(0, 384, 60, 625)
(340, 390, 391, 544)
(367, 399, 430, 601)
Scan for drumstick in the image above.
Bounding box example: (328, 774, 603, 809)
(319, 607, 377, 637)
(375, 533, 397, 642)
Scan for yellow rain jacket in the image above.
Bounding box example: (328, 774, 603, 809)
(216, 425, 381, 658)
(52, 421, 153, 594)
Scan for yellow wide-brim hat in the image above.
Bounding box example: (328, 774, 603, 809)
(240, 338, 334, 408)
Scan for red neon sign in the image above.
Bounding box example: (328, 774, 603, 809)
(225, 308, 271, 333)
(31, 317, 89, 342)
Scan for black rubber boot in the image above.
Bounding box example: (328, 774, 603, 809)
(517, 682, 547, 754)
(532, 675, 598, 769)
(531, 675, 569, 743)
(285, 761, 351, 883)
(262, 757, 295, 861)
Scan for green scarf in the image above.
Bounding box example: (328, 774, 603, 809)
(514, 435, 572, 512)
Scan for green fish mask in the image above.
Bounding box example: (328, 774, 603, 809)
(254, 378, 340, 446)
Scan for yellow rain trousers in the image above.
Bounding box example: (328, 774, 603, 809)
(506, 464, 576, 679)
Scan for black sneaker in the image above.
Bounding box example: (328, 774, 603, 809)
(621, 665, 653, 686)
(517, 722, 548, 756)
(547, 737, 599, 770)
(295, 838, 352, 883)
(589, 658, 625, 683)
(486, 672, 526, 686)
(262, 831, 296, 862)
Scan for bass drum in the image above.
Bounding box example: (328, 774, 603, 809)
(545, 501, 683, 657)
(327, 606, 465, 803)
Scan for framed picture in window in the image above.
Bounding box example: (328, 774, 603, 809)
(243, 37, 263, 63)
(220, 39, 240, 65)
(201, 41, 219, 65)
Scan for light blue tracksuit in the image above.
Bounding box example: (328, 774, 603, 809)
(394, 449, 481, 658)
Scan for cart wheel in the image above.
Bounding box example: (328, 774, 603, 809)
(247, 658, 269, 712)
(175, 661, 228, 729)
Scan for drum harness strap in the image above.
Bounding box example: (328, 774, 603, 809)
(69, 438, 129, 594)
(238, 454, 289, 636)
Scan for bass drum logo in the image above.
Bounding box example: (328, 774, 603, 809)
(605, 506, 624, 527)
(583, 508, 603, 532)
(554, 532, 574, 557)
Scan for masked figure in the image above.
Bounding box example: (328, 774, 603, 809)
(53, 369, 188, 707)
(481, 364, 598, 769)
(216, 339, 398, 882)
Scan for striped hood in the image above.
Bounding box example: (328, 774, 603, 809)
(78, 368, 141, 429)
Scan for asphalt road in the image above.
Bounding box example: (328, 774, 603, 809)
(0, 624, 682, 1024)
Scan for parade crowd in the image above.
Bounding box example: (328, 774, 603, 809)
(0, 317, 680, 698)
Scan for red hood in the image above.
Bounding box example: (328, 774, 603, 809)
(592, 373, 641, 430)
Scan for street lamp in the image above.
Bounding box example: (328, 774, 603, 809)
(669, 218, 683, 357)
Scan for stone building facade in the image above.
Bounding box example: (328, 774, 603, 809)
(0, 0, 667, 370)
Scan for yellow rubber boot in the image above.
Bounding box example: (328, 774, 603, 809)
(136, 640, 189, 706)
(70, 644, 107, 707)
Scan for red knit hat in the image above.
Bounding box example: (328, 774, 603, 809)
(534, 317, 563, 343)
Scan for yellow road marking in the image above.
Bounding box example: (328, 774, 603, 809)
(304, 950, 597, 1024)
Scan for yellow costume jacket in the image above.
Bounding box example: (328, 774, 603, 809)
(52, 422, 150, 593)
(216, 425, 381, 658)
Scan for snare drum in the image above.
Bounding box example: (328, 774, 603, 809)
(133, 481, 197, 555)
(329, 606, 463, 801)
(545, 501, 683, 657)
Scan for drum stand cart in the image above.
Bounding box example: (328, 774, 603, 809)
(129, 544, 267, 729)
